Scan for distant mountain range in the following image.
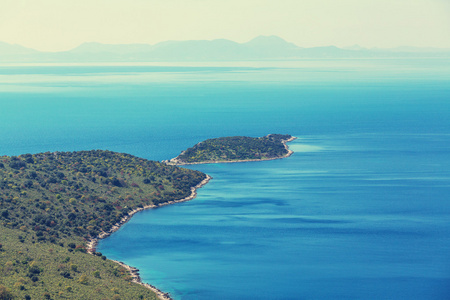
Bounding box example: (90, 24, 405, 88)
(1, 36, 449, 62)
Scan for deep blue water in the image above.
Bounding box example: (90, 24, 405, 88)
(1, 60, 450, 299)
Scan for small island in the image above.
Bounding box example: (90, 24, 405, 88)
(165, 134, 296, 165)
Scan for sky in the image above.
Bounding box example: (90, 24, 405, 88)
(0, 0, 449, 52)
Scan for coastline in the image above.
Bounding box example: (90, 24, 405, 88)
(112, 260, 173, 300)
(166, 136, 297, 166)
(85, 136, 295, 299)
(86, 174, 212, 300)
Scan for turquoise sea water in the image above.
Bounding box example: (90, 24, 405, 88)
(1, 59, 450, 299)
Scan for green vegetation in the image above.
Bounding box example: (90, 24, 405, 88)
(0, 225, 159, 299)
(0, 150, 207, 299)
(170, 134, 294, 164)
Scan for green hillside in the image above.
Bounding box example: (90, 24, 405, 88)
(0, 150, 206, 299)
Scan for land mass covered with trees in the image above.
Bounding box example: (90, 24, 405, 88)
(0, 150, 206, 300)
(166, 134, 296, 165)
(0, 135, 294, 299)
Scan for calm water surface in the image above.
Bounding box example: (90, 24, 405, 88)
(1, 60, 450, 299)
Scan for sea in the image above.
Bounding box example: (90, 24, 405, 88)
(1, 59, 450, 299)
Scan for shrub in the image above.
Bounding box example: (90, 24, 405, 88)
(60, 271, 72, 279)
(78, 274, 88, 285)
(0, 284, 13, 300)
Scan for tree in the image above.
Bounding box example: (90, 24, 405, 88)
(70, 264, 78, 272)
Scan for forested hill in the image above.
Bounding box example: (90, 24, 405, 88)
(0, 150, 206, 299)
(167, 134, 295, 165)
(0, 150, 206, 241)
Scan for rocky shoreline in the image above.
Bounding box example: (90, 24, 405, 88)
(85, 136, 295, 299)
(112, 260, 173, 300)
(86, 174, 212, 300)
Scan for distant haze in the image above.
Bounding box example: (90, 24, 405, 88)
(1, 0, 449, 52)
(1, 36, 449, 63)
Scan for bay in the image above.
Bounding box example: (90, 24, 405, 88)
(1, 59, 450, 299)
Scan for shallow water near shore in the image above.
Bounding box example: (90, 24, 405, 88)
(1, 59, 450, 299)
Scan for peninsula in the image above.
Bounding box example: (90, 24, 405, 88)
(0, 135, 294, 299)
(0, 150, 208, 300)
(165, 134, 296, 165)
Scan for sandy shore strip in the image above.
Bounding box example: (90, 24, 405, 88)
(86, 174, 212, 300)
(166, 136, 297, 166)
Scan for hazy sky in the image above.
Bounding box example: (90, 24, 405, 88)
(1, 0, 449, 51)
